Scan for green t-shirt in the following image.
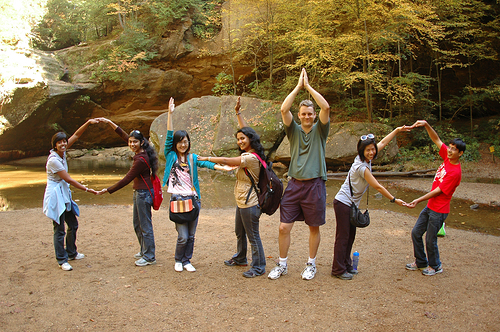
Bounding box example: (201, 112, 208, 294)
(285, 119, 330, 180)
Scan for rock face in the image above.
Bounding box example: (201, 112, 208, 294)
(150, 95, 399, 168)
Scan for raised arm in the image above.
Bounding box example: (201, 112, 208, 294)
(411, 120, 443, 149)
(96, 117, 127, 142)
(167, 97, 174, 131)
(280, 70, 304, 126)
(303, 68, 330, 124)
(364, 169, 405, 206)
(67, 118, 99, 149)
(377, 125, 411, 152)
(96, 117, 118, 130)
(234, 96, 248, 128)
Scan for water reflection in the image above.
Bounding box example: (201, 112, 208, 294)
(1, 159, 498, 235)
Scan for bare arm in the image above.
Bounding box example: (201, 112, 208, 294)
(377, 125, 411, 152)
(405, 187, 442, 208)
(56, 170, 97, 194)
(67, 119, 99, 149)
(167, 97, 174, 131)
(234, 96, 248, 128)
(198, 155, 242, 166)
(303, 68, 330, 124)
(410, 120, 443, 149)
(96, 117, 118, 130)
(280, 70, 304, 126)
(364, 169, 405, 206)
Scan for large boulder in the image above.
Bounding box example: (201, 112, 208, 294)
(150, 95, 283, 160)
(275, 122, 399, 167)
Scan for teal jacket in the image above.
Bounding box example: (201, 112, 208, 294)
(162, 130, 216, 199)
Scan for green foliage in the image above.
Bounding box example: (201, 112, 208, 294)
(212, 72, 234, 96)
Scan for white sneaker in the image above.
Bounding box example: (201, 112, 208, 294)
(268, 264, 288, 280)
(301, 263, 317, 280)
(134, 252, 143, 259)
(174, 262, 183, 272)
(60, 262, 73, 271)
(184, 263, 196, 272)
(69, 253, 85, 260)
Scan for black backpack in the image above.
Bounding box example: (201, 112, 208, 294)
(244, 152, 283, 215)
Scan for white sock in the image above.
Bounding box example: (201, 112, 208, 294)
(279, 257, 288, 267)
(308, 257, 316, 266)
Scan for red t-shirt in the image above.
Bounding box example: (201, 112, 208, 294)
(427, 144, 462, 213)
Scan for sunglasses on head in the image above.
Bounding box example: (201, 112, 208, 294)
(130, 130, 141, 136)
(360, 133, 375, 141)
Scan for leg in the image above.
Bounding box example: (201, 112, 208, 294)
(232, 207, 248, 264)
(65, 210, 79, 258)
(308, 226, 321, 259)
(411, 207, 430, 268)
(240, 206, 265, 275)
(182, 211, 199, 265)
(278, 222, 294, 259)
(133, 191, 144, 254)
(53, 216, 68, 265)
(175, 222, 189, 263)
(332, 199, 354, 275)
(425, 210, 447, 269)
(135, 190, 155, 262)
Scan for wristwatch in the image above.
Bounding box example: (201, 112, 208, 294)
(390, 197, 396, 203)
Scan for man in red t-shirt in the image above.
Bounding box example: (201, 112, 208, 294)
(404, 120, 466, 276)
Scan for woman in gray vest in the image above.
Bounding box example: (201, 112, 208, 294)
(331, 127, 409, 280)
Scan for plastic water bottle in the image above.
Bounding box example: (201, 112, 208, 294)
(352, 251, 360, 271)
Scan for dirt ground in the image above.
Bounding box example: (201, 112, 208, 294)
(1, 154, 499, 331)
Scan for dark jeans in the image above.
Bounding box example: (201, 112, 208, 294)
(174, 199, 200, 265)
(331, 199, 357, 275)
(133, 190, 155, 262)
(232, 205, 266, 275)
(412, 206, 448, 269)
(53, 209, 78, 265)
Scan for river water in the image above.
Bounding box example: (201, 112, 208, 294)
(1, 157, 498, 236)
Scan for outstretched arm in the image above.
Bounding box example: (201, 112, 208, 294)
(303, 68, 330, 124)
(364, 169, 405, 206)
(234, 96, 248, 128)
(56, 170, 97, 194)
(404, 187, 442, 208)
(198, 155, 242, 166)
(280, 69, 304, 126)
(410, 120, 443, 150)
(377, 125, 411, 152)
(67, 118, 100, 149)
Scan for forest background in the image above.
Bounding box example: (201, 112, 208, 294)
(1, 0, 500, 164)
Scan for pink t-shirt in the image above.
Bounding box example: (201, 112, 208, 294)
(427, 144, 462, 213)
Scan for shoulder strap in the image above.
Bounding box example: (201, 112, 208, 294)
(244, 168, 259, 205)
(188, 153, 195, 188)
(250, 152, 267, 169)
(138, 156, 153, 198)
(348, 171, 369, 207)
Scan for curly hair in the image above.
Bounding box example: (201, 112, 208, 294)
(236, 127, 266, 161)
(129, 130, 159, 177)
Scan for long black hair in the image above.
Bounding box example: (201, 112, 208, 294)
(357, 136, 378, 162)
(129, 130, 159, 177)
(236, 127, 266, 161)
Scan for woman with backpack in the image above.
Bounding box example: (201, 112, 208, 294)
(96, 118, 159, 267)
(163, 98, 234, 273)
(198, 97, 267, 278)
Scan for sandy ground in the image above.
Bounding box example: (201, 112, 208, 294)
(1, 204, 499, 331)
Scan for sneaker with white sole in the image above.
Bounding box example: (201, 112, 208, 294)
(134, 252, 143, 259)
(135, 258, 156, 267)
(406, 262, 426, 271)
(60, 262, 73, 271)
(301, 263, 317, 280)
(174, 262, 183, 272)
(69, 253, 85, 260)
(268, 264, 288, 280)
(184, 263, 196, 272)
(422, 265, 443, 276)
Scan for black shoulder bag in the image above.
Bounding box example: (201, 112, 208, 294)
(348, 173, 370, 228)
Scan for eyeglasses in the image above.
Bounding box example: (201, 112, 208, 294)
(177, 141, 190, 146)
(360, 134, 375, 141)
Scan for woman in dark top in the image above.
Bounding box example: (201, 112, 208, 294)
(97, 118, 159, 267)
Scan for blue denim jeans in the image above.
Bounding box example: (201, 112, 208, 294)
(411, 206, 448, 269)
(232, 205, 266, 275)
(174, 199, 200, 265)
(53, 209, 78, 265)
(133, 189, 155, 262)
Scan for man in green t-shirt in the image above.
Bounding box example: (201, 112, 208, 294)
(268, 68, 330, 281)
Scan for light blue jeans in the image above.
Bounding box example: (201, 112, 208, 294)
(411, 206, 448, 269)
(232, 205, 266, 275)
(133, 189, 155, 262)
(174, 199, 200, 265)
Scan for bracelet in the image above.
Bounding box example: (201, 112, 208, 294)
(390, 197, 396, 203)
(85, 187, 88, 192)
(208, 156, 211, 162)
(236, 112, 241, 115)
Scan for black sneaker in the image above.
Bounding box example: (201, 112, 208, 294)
(333, 271, 353, 280)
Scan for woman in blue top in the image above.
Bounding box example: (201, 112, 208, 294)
(163, 97, 234, 273)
